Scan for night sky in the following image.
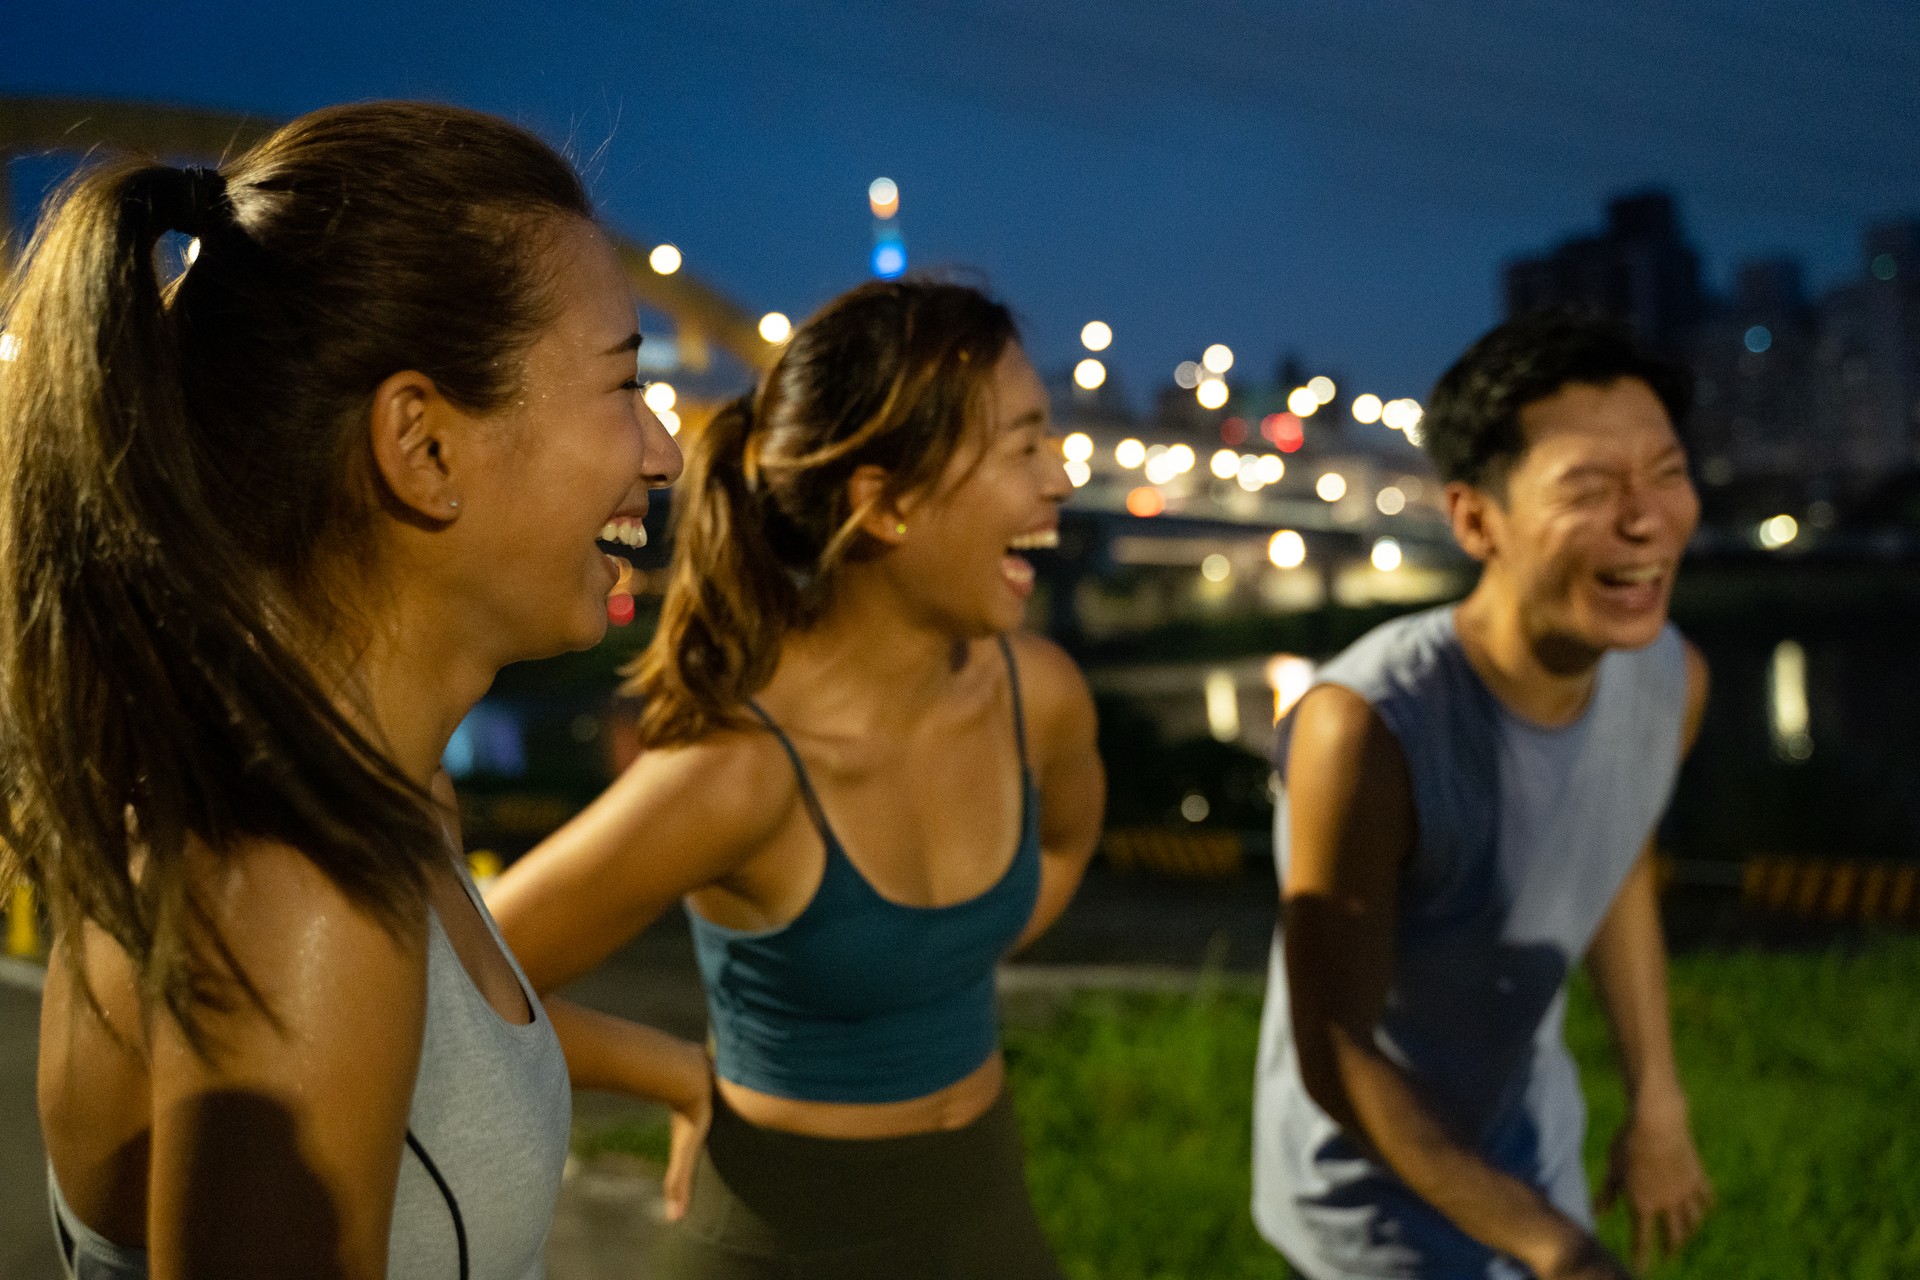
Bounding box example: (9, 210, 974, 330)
(6, 1, 1918, 407)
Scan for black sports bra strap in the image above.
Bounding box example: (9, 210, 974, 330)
(745, 701, 834, 837)
(996, 635, 1031, 773)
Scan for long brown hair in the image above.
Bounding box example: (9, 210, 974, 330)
(0, 102, 590, 1036)
(630, 279, 1017, 747)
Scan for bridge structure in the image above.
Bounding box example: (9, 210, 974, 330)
(0, 95, 780, 391)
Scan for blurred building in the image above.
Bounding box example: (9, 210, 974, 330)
(1506, 194, 1920, 496)
(1505, 191, 1708, 358)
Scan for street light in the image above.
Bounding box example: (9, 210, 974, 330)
(1268, 529, 1307, 569)
(648, 243, 682, 274)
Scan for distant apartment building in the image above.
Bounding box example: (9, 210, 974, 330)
(1505, 192, 1920, 491)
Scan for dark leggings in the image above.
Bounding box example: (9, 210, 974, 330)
(656, 1086, 1065, 1279)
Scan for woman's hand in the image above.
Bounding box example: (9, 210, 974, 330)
(663, 1075, 713, 1223)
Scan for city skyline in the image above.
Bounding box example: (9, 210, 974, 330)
(3, 1, 1918, 403)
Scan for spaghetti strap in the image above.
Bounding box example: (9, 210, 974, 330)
(745, 701, 834, 838)
(996, 635, 1031, 773)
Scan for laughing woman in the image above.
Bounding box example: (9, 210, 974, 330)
(2, 103, 680, 1278)
(489, 280, 1105, 1278)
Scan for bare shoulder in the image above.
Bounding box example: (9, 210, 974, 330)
(186, 838, 427, 1038)
(1290, 682, 1387, 759)
(1003, 631, 1095, 743)
(573, 720, 805, 876)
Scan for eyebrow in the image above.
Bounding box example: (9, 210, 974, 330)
(1007, 409, 1046, 430)
(604, 332, 643, 356)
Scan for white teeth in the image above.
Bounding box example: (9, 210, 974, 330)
(600, 518, 648, 549)
(1603, 566, 1662, 585)
(1007, 529, 1060, 551)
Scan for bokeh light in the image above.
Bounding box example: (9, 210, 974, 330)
(1081, 321, 1113, 351)
(644, 382, 677, 413)
(1287, 386, 1319, 417)
(1202, 343, 1234, 374)
(1074, 358, 1108, 390)
(1376, 485, 1406, 516)
(1063, 432, 1095, 462)
(1352, 393, 1383, 424)
(1174, 361, 1201, 389)
(657, 408, 681, 436)
(869, 177, 899, 218)
(1758, 513, 1800, 549)
(1211, 448, 1240, 479)
(1256, 455, 1285, 485)
(1201, 553, 1231, 583)
(1115, 438, 1147, 469)
(1316, 472, 1348, 503)
(1745, 325, 1773, 354)
(1371, 537, 1403, 572)
(1268, 529, 1307, 569)
(1126, 486, 1167, 517)
(1168, 444, 1196, 474)
(1308, 375, 1336, 404)
(759, 312, 792, 343)
(1197, 377, 1230, 410)
(648, 243, 682, 274)
(1064, 459, 1092, 488)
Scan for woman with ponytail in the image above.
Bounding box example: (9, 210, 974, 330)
(2, 102, 680, 1278)
(490, 280, 1105, 1277)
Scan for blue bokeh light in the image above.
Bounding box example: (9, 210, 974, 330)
(1744, 325, 1773, 354)
(872, 241, 906, 278)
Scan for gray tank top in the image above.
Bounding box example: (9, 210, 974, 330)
(48, 862, 572, 1280)
(1253, 604, 1687, 1280)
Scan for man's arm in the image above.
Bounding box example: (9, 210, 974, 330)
(1284, 684, 1628, 1280)
(1583, 641, 1714, 1269)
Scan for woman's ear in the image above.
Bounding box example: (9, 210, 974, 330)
(847, 463, 911, 545)
(368, 369, 468, 524)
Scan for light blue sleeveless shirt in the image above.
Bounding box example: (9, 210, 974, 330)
(1253, 605, 1688, 1280)
(48, 862, 571, 1280)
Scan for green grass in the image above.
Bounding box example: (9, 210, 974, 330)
(574, 940, 1920, 1276)
(1006, 939, 1920, 1278)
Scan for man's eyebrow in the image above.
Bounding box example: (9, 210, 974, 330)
(604, 332, 643, 356)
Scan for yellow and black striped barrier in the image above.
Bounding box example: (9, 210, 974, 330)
(1102, 829, 1245, 880)
(1739, 856, 1920, 925)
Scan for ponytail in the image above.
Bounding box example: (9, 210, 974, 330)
(0, 104, 591, 1043)
(629, 395, 802, 746)
(627, 280, 1017, 749)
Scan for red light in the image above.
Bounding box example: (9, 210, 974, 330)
(1220, 417, 1248, 446)
(1125, 486, 1167, 518)
(607, 591, 636, 626)
(1265, 412, 1305, 453)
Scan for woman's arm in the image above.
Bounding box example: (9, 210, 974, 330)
(486, 729, 795, 993)
(1008, 634, 1105, 952)
(144, 842, 428, 1280)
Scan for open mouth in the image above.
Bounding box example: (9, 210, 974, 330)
(1001, 527, 1059, 597)
(1596, 564, 1663, 589)
(597, 515, 649, 567)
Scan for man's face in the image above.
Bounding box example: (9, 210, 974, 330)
(1458, 377, 1699, 658)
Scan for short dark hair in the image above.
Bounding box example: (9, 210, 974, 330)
(1422, 309, 1692, 490)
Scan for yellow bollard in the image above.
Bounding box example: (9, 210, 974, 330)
(467, 850, 503, 892)
(6, 882, 41, 958)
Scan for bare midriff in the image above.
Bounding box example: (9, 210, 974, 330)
(716, 1050, 1005, 1139)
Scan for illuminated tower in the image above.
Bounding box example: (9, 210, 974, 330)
(869, 177, 905, 278)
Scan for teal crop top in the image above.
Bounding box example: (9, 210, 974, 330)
(686, 636, 1043, 1104)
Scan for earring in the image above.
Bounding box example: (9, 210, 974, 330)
(448, 499, 461, 511)
(895, 522, 907, 535)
